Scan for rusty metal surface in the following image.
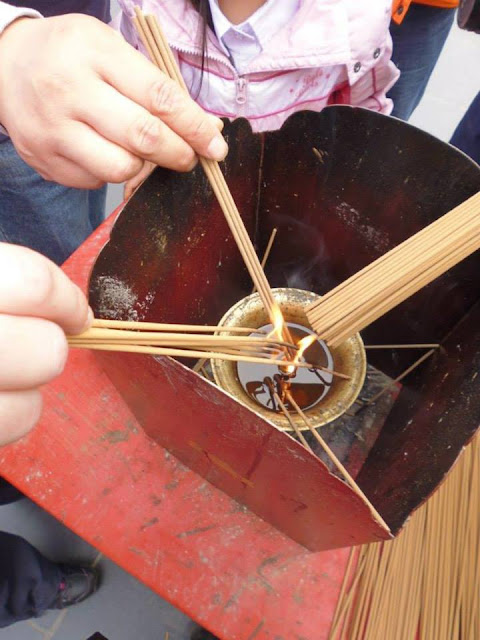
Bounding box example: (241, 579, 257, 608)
(89, 120, 259, 327)
(356, 302, 480, 533)
(95, 348, 389, 550)
(89, 106, 480, 538)
(258, 109, 480, 376)
(306, 365, 401, 479)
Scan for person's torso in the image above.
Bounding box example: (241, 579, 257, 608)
(118, 0, 394, 132)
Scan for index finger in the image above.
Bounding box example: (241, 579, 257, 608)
(0, 244, 91, 335)
(96, 35, 228, 162)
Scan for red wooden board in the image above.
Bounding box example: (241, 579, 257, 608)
(0, 211, 348, 640)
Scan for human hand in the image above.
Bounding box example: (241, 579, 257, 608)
(0, 243, 91, 446)
(124, 160, 156, 200)
(0, 14, 228, 189)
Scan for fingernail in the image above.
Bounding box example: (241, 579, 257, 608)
(80, 306, 94, 333)
(51, 329, 69, 377)
(87, 306, 94, 327)
(206, 135, 228, 161)
(209, 115, 224, 131)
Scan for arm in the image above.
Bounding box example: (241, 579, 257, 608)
(0, 13, 227, 188)
(0, 243, 91, 446)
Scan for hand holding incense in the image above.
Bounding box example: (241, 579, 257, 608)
(133, 9, 293, 348)
(67, 318, 308, 367)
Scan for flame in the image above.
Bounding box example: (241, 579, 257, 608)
(267, 306, 316, 373)
(284, 333, 317, 374)
(268, 304, 286, 340)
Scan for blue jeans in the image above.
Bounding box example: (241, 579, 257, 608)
(450, 92, 480, 166)
(0, 137, 106, 265)
(389, 5, 456, 121)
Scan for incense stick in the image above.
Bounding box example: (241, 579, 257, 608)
(329, 432, 479, 640)
(307, 191, 480, 346)
(134, 9, 284, 336)
(264, 378, 313, 450)
(199, 365, 214, 382)
(133, 12, 366, 383)
(285, 391, 390, 531)
(194, 228, 278, 374)
(91, 319, 266, 334)
(71, 327, 295, 349)
(361, 348, 437, 407)
(364, 343, 440, 350)
(69, 342, 315, 368)
(251, 227, 278, 294)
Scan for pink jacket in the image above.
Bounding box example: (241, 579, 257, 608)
(116, 0, 399, 133)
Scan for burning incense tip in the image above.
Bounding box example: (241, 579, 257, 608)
(268, 304, 287, 339)
(282, 333, 318, 375)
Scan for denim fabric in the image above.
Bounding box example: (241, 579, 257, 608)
(0, 138, 106, 265)
(389, 5, 456, 121)
(10, 0, 110, 21)
(450, 92, 480, 166)
(0, 532, 61, 627)
(0, 478, 23, 505)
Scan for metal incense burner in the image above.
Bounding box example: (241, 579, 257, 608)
(211, 288, 366, 431)
(89, 107, 480, 551)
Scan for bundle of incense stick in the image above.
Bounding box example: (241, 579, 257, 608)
(132, 9, 287, 341)
(307, 191, 480, 347)
(67, 318, 311, 368)
(328, 431, 479, 640)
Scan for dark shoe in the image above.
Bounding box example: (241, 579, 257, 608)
(51, 565, 99, 609)
(0, 477, 24, 505)
(190, 627, 220, 640)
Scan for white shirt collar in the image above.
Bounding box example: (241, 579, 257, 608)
(208, 0, 235, 43)
(208, 0, 299, 68)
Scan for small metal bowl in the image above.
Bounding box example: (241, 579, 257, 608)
(211, 288, 367, 431)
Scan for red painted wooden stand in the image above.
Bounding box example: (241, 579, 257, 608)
(0, 211, 347, 640)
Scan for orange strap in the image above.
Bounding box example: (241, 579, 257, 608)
(392, 0, 459, 25)
(392, 0, 413, 24)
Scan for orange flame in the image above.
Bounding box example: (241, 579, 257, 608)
(284, 333, 316, 374)
(268, 304, 286, 340)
